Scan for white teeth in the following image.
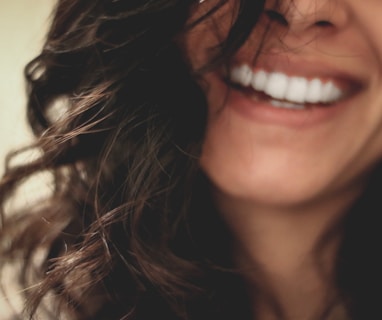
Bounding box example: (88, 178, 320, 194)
(252, 70, 268, 91)
(285, 77, 308, 104)
(230, 66, 346, 106)
(264, 73, 288, 100)
(321, 81, 342, 103)
(230, 64, 252, 86)
(305, 78, 322, 104)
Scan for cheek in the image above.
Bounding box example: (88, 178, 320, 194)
(350, 2, 382, 67)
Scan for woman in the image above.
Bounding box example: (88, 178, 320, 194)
(1, 0, 382, 319)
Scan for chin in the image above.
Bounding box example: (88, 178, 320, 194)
(200, 147, 357, 210)
(205, 169, 320, 209)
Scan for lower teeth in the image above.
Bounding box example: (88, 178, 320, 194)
(248, 90, 309, 109)
(270, 99, 305, 110)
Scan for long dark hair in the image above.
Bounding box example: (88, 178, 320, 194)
(0, 0, 265, 319)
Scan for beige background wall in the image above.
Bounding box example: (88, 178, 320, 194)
(0, 0, 54, 316)
(0, 0, 54, 174)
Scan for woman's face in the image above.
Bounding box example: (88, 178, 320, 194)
(183, 0, 382, 208)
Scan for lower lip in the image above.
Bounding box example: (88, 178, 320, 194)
(225, 85, 351, 128)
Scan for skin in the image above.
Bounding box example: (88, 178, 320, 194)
(184, 0, 382, 319)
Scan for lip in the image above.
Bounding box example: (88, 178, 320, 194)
(223, 86, 357, 128)
(216, 55, 365, 128)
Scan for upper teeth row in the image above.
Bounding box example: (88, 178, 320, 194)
(230, 64, 345, 105)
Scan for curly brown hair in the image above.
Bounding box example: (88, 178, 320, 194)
(0, 0, 266, 319)
(3, 0, 382, 319)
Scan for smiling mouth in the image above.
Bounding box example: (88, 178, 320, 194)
(228, 64, 361, 110)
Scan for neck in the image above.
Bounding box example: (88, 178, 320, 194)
(214, 188, 360, 320)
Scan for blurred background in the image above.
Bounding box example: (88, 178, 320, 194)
(0, 0, 54, 174)
(0, 0, 54, 316)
